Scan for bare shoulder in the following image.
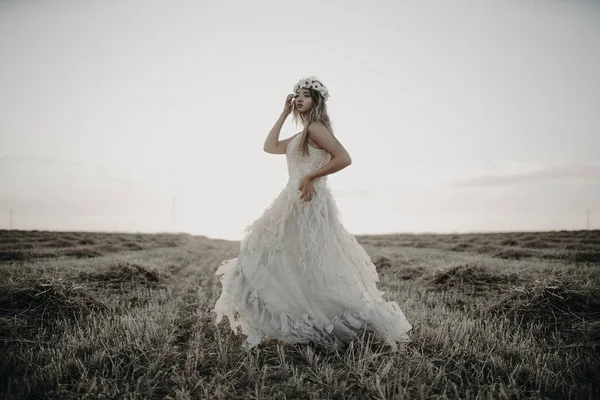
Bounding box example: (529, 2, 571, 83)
(308, 121, 333, 137)
(307, 122, 331, 146)
(264, 132, 301, 155)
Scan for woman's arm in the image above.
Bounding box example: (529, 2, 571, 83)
(306, 122, 352, 180)
(263, 112, 289, 153)
(264, 94, 296, 154)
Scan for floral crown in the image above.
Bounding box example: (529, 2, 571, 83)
(293, 76, 330, 102)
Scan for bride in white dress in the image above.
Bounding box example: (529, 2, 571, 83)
(213, 76, 411, 351)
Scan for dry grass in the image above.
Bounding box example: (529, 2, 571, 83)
(0, 230, 189, 263)
(0, 276, 108, 344)
(427, 262, 521, 292)
(488, 276, 600, 345)
(356, 230, 600, 264)
(0, 229, 599, 399)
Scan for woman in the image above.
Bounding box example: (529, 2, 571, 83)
(213, 76, 411, 351)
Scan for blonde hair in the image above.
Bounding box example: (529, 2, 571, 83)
(291, 87, 336, 157)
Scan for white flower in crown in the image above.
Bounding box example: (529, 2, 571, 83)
(293, 76, 330, 102)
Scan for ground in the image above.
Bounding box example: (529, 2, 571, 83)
(0, 229, 599, 399)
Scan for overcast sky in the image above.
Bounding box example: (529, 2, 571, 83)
(1, 0, 599, 240)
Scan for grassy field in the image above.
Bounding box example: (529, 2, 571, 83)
(0, 229, 599, 399)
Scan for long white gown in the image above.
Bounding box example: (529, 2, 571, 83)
(213, 133, 412, 351)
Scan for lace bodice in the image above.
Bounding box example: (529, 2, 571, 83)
(286, 133, 332, 187)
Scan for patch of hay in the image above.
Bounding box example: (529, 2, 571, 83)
(78, 237, 97, 245)
(473, 244, 501, 254)
(61, 247, 104, 259)
(412, 241, 432, 248)
(397, 266, 425, 280)
(582, 238, 600, 245)
(0, 246, 106, 262)
(493, 248, 537, 260)
(0, 250, 27, 262)
(120, 242, 145, 251)
(372, 256, 423, 280)
(488, 277, 600, 345)
(428, 262, 520, 292)
(97, 243, 122, 253)
(373, 255, 392, 269)
(0, 277, 106, 340)
(521, 238, 554, 249)
(499, 238, 519, 246)
(79, 260, 168, 290)
(573, 251, 600, 263)
(0, 241, 37, 251)
(155, 239, 181, 248)
(49, 238, 78, 248)
(451, 242, 473, 251)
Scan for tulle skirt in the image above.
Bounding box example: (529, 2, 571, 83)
(213, 179, 412, 351)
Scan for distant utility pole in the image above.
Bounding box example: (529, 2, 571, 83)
(171, 187, 177, 233)
(587, 208, 590, 230)
(9, 209, 13, 230)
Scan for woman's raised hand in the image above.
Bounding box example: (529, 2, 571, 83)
(283, 93, 295, 115)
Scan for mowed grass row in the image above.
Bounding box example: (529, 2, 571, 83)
(0, 230, 189, 262)
(0, 230, 599, 399)
(356, 230, 600, 263)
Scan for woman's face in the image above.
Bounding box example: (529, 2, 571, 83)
(294, 88, 314, 113)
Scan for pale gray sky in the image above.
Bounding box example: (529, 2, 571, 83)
(1, 0, 599, 239)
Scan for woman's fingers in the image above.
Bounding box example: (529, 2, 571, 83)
(300, 190, 314, 202)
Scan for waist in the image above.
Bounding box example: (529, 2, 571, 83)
(287, 175, 328, 188)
